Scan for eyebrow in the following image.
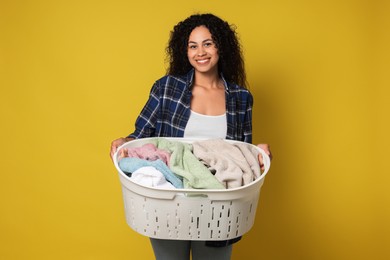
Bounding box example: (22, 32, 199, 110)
(188, 39, 213, 44)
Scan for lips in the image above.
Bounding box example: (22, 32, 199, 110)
(196, 58, 210, 64)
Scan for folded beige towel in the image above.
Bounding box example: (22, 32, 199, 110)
(192, 139, 261, 189)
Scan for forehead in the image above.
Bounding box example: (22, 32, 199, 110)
(188, 26, 213, 42)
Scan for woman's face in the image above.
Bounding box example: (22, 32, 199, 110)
(187, 26, 219, 74)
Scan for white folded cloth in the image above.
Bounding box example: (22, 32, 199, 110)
(131, 166, 175, 189)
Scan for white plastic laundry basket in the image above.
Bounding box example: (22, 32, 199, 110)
(113, 137, 271, 241)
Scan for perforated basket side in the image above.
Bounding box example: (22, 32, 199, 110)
(121, 182, 262, 240)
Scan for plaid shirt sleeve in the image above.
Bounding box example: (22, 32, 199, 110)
(242, 91, 253, 143)
(226, 87, 253, 143)
(127, 74, 191, 139)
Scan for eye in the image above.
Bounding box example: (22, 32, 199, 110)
(204, 41, 214, 47)
(188, 45, 197, 49)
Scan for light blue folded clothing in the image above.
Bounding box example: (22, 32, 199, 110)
(119, 157, 184, 189)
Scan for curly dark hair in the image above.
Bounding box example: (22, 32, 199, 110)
(166, 13, 247, 88)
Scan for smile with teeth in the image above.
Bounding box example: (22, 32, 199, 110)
(196, 58, 210, 64)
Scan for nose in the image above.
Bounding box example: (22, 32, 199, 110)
(197, 46, 206, 56)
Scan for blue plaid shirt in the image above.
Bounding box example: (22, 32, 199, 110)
(128, 69, 253, 143)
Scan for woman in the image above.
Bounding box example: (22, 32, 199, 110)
(110, 13, 271, 260)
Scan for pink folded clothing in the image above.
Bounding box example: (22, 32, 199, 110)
(119, 143, 171, 166)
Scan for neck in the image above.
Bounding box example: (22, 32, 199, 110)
(193, 69, 221, 88)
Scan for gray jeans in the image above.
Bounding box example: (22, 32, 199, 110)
(150, 238, 233, 260)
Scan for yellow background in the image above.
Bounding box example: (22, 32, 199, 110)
(1, 0, 389, 259)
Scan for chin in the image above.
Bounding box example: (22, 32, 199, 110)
(194, 66, 218, 74)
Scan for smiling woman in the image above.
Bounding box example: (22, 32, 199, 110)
(109, 13, 271, 260)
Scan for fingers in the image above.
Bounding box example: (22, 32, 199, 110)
(110, 138, 125, 160)
(257, 143, 273, 161)
(110, 137, 135, 160)
(258, 153, 265, 172)
(110, 142, 118, 160)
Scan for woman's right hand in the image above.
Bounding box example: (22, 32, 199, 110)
(257, 144, 272, 172)
(110, 137, 134, 160)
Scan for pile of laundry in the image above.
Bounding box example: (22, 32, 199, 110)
(118, 138, 264, 190)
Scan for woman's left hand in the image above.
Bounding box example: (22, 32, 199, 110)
(257, 144, 272, 171)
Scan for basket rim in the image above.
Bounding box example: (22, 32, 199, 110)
(113, 137, 271, 193)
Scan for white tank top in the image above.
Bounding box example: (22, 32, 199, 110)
(184, 110, 227, 139)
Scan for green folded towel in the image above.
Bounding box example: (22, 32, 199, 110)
(155, 138, 225, 189)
